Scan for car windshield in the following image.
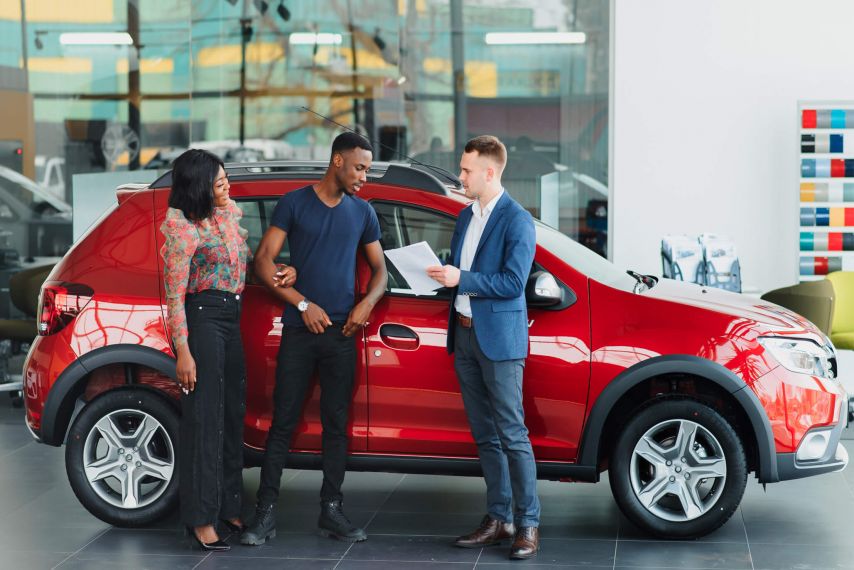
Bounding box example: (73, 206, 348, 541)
(535, 220, 637, 291)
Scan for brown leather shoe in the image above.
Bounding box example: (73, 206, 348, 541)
(509, 526, 539, 559)
(454, 515, 515, 548)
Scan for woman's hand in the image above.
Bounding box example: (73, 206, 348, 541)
(176, 345, 197, 394)
(273, 263, 297, 288)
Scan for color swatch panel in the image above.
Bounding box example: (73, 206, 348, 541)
(801, 158, 854, 177)
(801, 134, 844, 153)
(800, 207, 854, 226)
(802, 109, 854, 129)
(799, 182, 854, 202)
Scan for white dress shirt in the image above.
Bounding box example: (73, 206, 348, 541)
(454, 188, 504, 318)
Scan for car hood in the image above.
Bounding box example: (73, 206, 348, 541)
(644, 278, 824, 340)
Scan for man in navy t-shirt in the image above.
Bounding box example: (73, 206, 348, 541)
(242, 133, 387, 546)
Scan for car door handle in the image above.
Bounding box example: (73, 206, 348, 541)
(379, 324, 420, 350)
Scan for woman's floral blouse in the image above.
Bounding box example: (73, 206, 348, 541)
(160, 199, 249, 347)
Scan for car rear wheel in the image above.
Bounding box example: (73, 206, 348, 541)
(66, 388, 179, 527)
(609, 398, 747, 538)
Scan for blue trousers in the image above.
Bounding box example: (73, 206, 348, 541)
(454, 322, 540, 527)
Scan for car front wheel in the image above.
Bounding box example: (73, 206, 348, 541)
(609, 398, 747, 538)
(65, 388, 179, 526)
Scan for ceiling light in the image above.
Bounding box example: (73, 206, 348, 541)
(289, 33, 343, 46)
(59, 32, 134, 46)
(484, 32, 586, 45)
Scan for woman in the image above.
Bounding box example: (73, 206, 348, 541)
(160, 149, 294, 550)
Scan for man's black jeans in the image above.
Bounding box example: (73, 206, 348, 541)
(257, 323, 356, 505)
(179, 289, 246, 527)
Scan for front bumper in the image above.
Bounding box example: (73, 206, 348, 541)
(776, 394, 849, 481)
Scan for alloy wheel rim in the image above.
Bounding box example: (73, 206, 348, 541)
(629, 418, 727, 522)
(82, 408, 174, 509)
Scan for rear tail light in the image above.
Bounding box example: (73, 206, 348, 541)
(38, 283, 93, 336)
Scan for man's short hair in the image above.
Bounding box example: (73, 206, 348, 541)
(331, 132, 373, 158)
(464, 135, 507, 170)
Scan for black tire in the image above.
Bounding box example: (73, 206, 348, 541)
(609, 398, 747, 539)
(65, 388, 179, 527)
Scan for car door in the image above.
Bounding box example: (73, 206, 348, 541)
(363, 200, 591, 461)
(154, 190, 368, 454)
(234, 196, 368, 453)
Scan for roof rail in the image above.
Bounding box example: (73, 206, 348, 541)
(149, 160, 461, 196)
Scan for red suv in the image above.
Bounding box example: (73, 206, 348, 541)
(23, 161, 848, 539)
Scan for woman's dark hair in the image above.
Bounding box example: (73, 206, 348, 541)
(168, 149, 224, 221)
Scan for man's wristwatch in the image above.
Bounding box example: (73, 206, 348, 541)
(297, 298, 310, 313)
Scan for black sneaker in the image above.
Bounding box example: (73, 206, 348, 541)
(318, 499, 367, 542)
(240, 503, 277, 546)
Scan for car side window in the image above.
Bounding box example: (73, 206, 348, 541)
(372, 201, 455, 298)
(236, 198, 290, 284)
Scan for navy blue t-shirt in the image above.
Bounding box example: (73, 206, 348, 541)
(270, 185, 381, 327)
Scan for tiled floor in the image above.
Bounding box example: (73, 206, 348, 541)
(2, 402, 853, 570)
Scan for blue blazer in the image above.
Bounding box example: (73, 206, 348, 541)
(447, 191, 536, 361)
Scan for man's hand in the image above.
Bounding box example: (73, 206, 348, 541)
(426, 265, 460, 288)
(175, 345, 196, 394)
(272, 264, 297, 288)
(302, 302, 332, 334)
(342, 299, 373, 337)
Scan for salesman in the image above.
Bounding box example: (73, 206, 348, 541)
(427, 135, 540, 560)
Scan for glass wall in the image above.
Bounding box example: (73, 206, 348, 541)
(0, 0, 609, 258)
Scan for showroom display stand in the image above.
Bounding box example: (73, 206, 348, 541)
(799, 101, 854, 281)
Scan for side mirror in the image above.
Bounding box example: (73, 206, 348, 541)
(526, 270, 563, 307)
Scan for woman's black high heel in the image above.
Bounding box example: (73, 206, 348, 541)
(220, 519, 245, 534)
(185, 526, 231, 551)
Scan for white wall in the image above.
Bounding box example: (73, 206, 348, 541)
(612, 0, 854, 293)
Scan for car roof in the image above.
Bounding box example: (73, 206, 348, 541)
(150, 160, 464, 198)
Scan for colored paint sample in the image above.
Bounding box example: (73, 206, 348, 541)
(800, 257, 816, 275)
(843, 183, 854, 201)
(828, 159, 842, 177)
(816, 207, 830, 226)
(801, 207, 816, 226)
(845, 207, 854, 225)
(830, 208, 845, 226)
(827, 183, 841, 202)
(802, 134, 815, 153)
(829, 232, 843, 250)
(831, 110, 846, 128)
(844, 233, 854, 250)
(814, 232, 829, 250)
(800, 182, 816, 202)
(803, 109, 817, 128)
(800, 232, 814, 250)
(831, 134, 844, 152)
(817, 110, 832, 128)
(846, 160, 854, 177)
(802, 159, 816, 177)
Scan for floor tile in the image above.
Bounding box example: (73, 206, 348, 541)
(56, 552, 206, 569)
(197, 556, 339, 569)
(615, 540, 752, 569)
(750, 542, 854, 570)
(476, 538, 616, 567)
(341, 534, 482, 563)
(219, 531, 351, 559)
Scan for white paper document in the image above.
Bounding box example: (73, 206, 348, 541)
(384, 241, 445, 295)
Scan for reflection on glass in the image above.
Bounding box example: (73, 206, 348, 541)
(7, 0, 609, 265)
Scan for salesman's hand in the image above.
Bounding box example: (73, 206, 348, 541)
(342, 300, 372, 337)
(302, 302, 332, 334)
(426, 264, 460, 288)
(272, 264, 297, 288)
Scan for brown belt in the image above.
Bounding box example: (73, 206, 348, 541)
(456, 314, 473, 328)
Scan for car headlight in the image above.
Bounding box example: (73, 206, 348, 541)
(759, 337, 834, 379)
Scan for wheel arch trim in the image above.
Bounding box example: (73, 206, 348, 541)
(41, 345, 177, 447)
(578, 354, 778, 483)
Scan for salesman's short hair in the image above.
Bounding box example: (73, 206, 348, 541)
(464, 135, 507, 170)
